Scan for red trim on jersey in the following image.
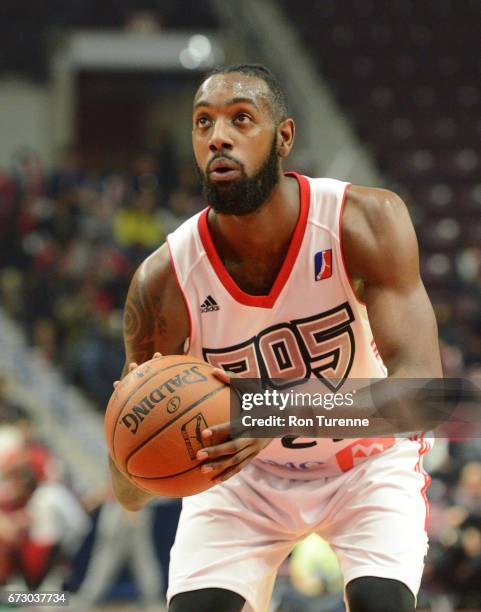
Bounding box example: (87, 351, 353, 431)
(166, 237, 193, 354)
(198, 172, 310, 309)
(415, 434, 431, 532)
(339, 183, 366, 306)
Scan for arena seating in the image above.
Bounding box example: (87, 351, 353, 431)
(280, 0, 481, 365)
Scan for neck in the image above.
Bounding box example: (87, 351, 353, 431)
(207, 174, 300, 260)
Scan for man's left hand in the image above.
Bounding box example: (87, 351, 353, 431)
(196, 367, 272, 483)
(196, 423, 272, 484)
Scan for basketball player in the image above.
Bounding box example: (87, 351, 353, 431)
(109, 64, 442, 611)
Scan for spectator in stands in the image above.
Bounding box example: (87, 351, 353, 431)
(0, 424, 90, 590)
(74, 485, 163, 611)
(114, 191, 165, 266)
(429, 515, 481, 610)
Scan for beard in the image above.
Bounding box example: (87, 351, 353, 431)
(194, 135, 280, 216)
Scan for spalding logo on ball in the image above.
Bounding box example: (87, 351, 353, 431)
(104, 355, 231, 497)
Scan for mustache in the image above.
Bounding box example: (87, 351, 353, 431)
(206, 153, 244, 174)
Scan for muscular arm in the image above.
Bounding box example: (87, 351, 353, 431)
(342, 185, 442, 378)
(110, 243, 189, 510)
(123, 244, 189, 367)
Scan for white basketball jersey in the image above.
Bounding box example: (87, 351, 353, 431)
(167, 173, 396, 478)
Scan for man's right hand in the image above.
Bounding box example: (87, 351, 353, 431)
(112, 352, 163, 389)
(108, 352, 163, 511)
(108, 456, 153, 512)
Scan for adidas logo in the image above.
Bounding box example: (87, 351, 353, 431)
(200, 295, 220, 313)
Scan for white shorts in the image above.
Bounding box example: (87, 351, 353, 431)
(167, 437, 431, 612)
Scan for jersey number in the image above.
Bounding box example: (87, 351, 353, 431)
(203, 302, 355, 391)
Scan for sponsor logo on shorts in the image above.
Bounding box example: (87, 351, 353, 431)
(335, 438, 395, 472)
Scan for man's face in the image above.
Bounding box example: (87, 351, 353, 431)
(192, 73, 281, 215)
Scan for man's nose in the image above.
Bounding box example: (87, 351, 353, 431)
(208, 120, 234, 152)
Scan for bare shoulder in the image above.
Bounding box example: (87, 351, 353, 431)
(342, 185, 419, 285)
(134, 242, 177, 296)
(124, 243, 189, 363)
(343, 185, 411, 241)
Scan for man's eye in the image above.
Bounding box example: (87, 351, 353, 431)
(197, 117, 211, 128)
(234, 113, 251, 124)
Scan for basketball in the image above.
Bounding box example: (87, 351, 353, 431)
(104, 355, 231, 497)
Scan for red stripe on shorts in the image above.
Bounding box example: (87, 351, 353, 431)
(415, 434, 431, 532)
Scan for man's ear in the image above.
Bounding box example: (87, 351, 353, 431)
(277, 118, 295, 158)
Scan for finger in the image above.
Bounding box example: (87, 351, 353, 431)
(212, 371, 262, 412)
(200, 443, 254, 473)
(212, 368, 234, 385)
(201, 428, 212, 441)
(128, 362, 138, 372)
(201, 420, 232, 444)
(200, 428, 214, 450)
(113, 380, 120, 389)
(197, 437, 246, 462)
(213, 450, 258, 483)
(153, 352, 163, 359)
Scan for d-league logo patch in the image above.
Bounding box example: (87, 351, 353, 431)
(314, 249, 333, 281)
(200, 295, 220, 313)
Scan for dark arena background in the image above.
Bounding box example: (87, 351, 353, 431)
(0, 1, 480, 610)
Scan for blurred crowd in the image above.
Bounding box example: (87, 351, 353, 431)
(0, 378, 175, 609)
(0, 141, 204, 409)
(0, 380, 90, 592)
(420, 445, 481, 611)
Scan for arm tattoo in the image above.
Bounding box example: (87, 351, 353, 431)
(123, 271, 166, 364)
